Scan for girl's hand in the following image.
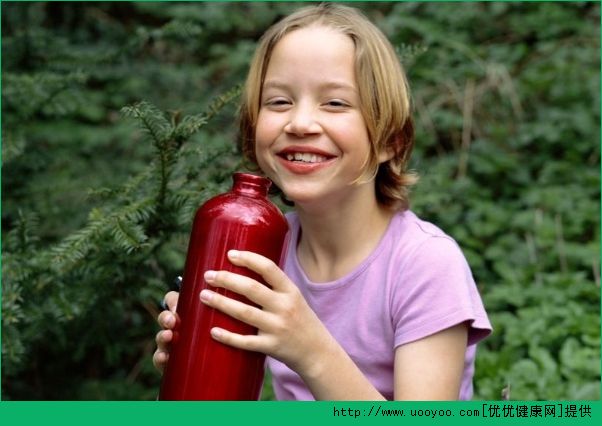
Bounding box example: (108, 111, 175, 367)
(200, 249, 330, 378)
(153, 291, 179, 373)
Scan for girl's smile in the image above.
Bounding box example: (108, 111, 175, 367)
(276, 145, 338, 175)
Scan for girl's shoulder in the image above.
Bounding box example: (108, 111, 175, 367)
(387, 210, 466, 265)
(390, 209, 456, 244)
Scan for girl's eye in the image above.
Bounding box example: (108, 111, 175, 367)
(264, 98, 290, 107)
(325, 100, 350, 109)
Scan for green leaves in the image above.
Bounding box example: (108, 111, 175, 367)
(3, 71, 88, 120)
(121, 101, 173, 148)
(385, 1, 600, 400)
(2, 2, 244, 398)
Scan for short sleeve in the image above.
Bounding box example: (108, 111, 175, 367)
(390, 235, 492, 348)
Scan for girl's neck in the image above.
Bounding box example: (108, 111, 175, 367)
(294, 190, 395, 283)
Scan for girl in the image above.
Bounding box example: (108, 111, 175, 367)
(154, 3, 491, 400)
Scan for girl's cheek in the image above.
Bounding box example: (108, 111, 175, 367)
(256, 114, 280, 139)
(256, 153, 274, 179)
(255, 119, 280, 158)
(253, 141, 272, 174)
(254, 134, 270, 158)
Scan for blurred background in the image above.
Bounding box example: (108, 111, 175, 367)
(2, 1, 600, 400)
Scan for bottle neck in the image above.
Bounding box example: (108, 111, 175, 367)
(231, 173, 271, 198)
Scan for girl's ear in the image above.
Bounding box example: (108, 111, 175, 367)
(377, 144, 396, 164)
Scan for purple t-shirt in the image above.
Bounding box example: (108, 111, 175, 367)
(268, 210, 492, 400)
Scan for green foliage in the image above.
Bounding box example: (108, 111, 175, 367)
(379, 1, 600, 400)
(2, 1, 245, 400)
(2, 2, 599, 400)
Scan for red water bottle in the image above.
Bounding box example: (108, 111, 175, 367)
(159, 172, 289, 400)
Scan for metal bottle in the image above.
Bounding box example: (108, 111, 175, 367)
(159, 172, 289, 400)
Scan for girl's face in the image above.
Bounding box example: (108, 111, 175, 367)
(255, 25, 383, 211)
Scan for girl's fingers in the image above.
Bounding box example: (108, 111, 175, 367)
(164, 291, 179, 312)
(200, 288, 271, 330)
(155, 329, 173, 350)
(204, 269, 271, 306)
(195, 250, 298, 357)
(209, 327, 266, 352)
(226, 250, 290, 291)
(152, 349, 169, 372)
(158, 310, 176, 329)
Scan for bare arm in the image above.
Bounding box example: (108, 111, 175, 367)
(201, 250, 469, 400)
(394, 323, 468, 400)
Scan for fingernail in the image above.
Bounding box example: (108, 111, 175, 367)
(210, 327, 223, 339)
(204, 270, 217, 282)
(228, 250, 240, 259)
(200, 289, 213, 302)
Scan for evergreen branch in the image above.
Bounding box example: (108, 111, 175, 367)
(121, 101, 171, 147)
(91, 89, 239, 228)
(105, 87, 242, 257)
(1, 276, 25, 327)
(170, 85, 242, 146)
(171, 189, 211, 226)
(1, 324, 26, 373)
(49, 198, 156, 271)
(396, 43, 429, 66)
(4, 210, 40, 253)
(204, 84, 243, 121)
(87, 162, 155, 201)
(50, 221, 102, 268)
(112, 219, 149, 254)
(1, 131, 26, 165)
(158, 20, 204, 40)
(172, 114, 209, 144)
(122, 101, 177, 211)
(157, 150, 170, 208)
(2, 71, 87, 121)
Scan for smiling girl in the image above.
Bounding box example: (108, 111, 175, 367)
(154, 3, 491, 400)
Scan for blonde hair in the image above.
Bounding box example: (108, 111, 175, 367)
(239, 3, 417, 210)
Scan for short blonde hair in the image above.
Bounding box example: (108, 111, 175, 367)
(239, 3, 417, 210)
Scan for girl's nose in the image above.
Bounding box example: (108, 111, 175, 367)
(284, 105, 321, 137)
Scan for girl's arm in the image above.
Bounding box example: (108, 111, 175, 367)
(393, 323, 467, 400)
(201, 250, 467, 400)
(298, 322, 468, 400)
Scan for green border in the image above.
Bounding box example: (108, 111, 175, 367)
(0, 401, 600, 425)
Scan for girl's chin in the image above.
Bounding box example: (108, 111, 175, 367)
(278, 185, 333, 207)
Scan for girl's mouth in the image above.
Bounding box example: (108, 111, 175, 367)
(283, 152, 330, 163)
(276, 149, 337, 174)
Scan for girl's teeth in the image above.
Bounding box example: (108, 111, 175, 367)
(285, 153, 327, 163)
